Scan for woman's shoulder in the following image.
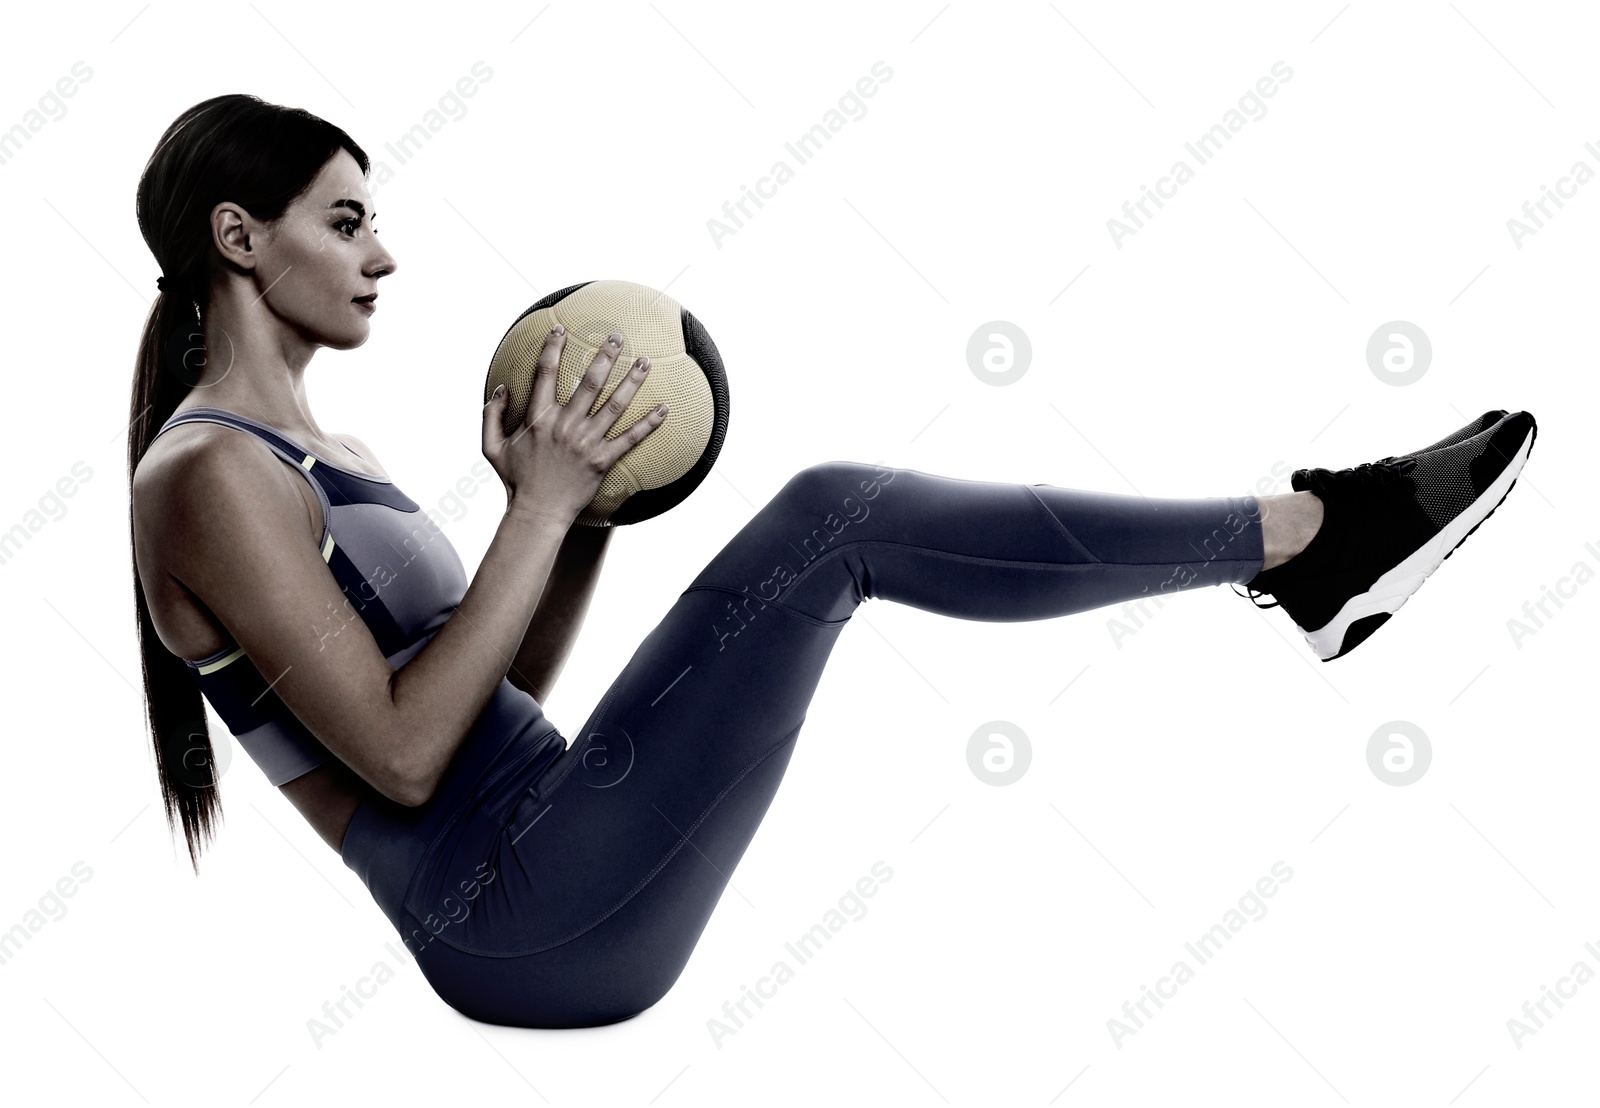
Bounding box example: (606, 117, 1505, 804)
(133, 421, 320, 662)
(330, 431, 388, 478)
(135, 416, 266, 502)
(133, 418, 322, 554)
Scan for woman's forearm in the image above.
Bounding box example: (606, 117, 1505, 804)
(507, 523, 613, 703)
(385, 503, 572, 805)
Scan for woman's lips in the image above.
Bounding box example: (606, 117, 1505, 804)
(353, 298, 377, 314)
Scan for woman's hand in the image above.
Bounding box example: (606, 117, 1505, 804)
(482, 326, 669, 526)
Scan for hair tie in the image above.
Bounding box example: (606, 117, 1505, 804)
(157, 274, 173, 293)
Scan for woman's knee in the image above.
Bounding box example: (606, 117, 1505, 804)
(685, 460, 897, 598)
(774, 461, 895, 516)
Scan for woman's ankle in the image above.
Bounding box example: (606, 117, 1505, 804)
(1258, 491, 1325, 571)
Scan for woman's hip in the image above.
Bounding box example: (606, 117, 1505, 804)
(340, 677, 567, 943)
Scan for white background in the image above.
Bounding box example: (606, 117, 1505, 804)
(1, 1, 1594, 1105)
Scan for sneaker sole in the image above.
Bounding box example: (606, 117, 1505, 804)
(1302, 419, 1536, 661)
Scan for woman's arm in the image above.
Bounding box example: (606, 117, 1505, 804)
(506, 522, 613, 703)
(339, 429, 608, 703)
(146, 430, 573, 809)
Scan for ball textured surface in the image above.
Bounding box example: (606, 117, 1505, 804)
(483, 279, 729, 526)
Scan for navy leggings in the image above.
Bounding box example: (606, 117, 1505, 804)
(341, 461, 1265, 1027)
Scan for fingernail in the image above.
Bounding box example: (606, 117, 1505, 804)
(493, 383, 505, 397)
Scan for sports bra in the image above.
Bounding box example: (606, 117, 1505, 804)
(149, 406, 556, 786)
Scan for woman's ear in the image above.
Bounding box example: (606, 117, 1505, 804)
(209, 200, 264, 275)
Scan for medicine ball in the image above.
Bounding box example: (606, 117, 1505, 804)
(484, 279, 730, 527)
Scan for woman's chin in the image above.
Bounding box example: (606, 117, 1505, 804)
(325, 325, 372, 351)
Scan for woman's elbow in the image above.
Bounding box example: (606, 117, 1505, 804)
(377, 745, 436, 809)
(391, 766, 437, 809)
(389, 778, 433, 809)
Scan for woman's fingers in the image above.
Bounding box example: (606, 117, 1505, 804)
(600, 394, 669, 468)
(481, 382, 508, 456)
(568, 330, 670, 464)
(524, 325, 567, 431)
(593, 354, 653, 435)
(558, 331, 626, 434)
(504, 326, 664, 469)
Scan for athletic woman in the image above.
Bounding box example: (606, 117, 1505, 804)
(128, 95, 1537, 1028)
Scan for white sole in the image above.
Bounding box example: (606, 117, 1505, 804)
(1301, 427, 1535, 660)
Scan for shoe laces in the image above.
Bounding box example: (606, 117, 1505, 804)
(1295, 454, 1415, 498)
(1230, 582, 1280, 609)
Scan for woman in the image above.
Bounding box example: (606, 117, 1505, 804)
(129, 94, 1537, 1028)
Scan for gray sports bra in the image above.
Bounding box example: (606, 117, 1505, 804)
(150, 406, 554, 785)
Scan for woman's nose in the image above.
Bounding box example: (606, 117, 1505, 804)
(372, 240, 398, 279)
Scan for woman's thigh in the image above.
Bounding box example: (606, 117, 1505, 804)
(475, 589, 846, 956)
(400, 470, 872, 1024)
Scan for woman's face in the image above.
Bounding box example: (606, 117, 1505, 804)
(244, 148, 397, 351)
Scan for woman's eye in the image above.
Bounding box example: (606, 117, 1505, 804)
(336, 217, 361, 236)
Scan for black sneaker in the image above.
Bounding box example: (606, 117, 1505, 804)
(1237, 407, 1512, 615)
(1239, 411, 1538, 661)
(1401, 409, 1508, 457)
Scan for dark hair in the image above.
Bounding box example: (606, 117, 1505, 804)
(129, 94, 370, 872)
